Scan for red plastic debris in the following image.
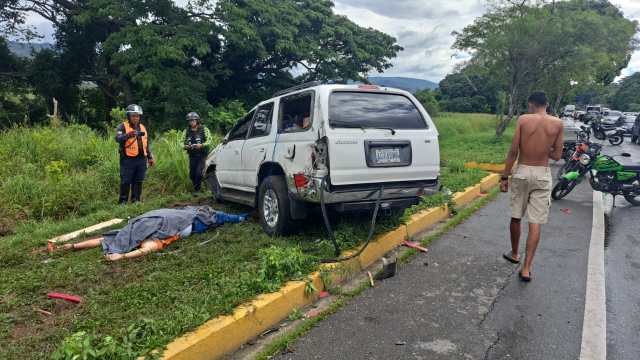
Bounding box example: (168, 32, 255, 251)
(318, 291, 330, 298)
(47, 292, 82, 304)
(403, 241, 428, 253)
(560, 208, 572, 215)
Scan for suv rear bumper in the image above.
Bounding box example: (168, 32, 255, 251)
(291, 177, 440, 205)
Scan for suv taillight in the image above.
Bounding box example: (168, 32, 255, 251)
(294, 173, 309, 188)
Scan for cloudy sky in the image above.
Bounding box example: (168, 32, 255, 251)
(21, 0, 640, 82)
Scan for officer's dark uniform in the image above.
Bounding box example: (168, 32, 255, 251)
(115, 106, 153, 204)
(184, 124, 210, 192)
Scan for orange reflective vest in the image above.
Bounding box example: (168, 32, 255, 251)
(122, 122, 149, 158)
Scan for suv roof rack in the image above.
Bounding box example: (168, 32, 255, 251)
(273, 81, 323, 97)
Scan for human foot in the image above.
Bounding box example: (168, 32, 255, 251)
(503, 252, 520, 264)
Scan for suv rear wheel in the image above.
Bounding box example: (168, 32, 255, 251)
(258, 175, 293, 236)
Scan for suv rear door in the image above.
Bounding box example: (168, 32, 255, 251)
(216, 109, 254, 189)
(326, 90, 439, 186)
(241, 102, 275, 188)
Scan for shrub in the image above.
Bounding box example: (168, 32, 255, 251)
(0, 124, 220, 221)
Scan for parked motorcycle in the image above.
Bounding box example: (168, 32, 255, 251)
(591, 120, 618, 141)
(552, 152, 640, 205)
(604, 127, 626, 146)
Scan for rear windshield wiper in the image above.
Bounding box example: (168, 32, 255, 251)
(330, 120, 396, 135)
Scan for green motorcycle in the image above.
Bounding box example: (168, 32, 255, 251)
(552, 152, 640, 205)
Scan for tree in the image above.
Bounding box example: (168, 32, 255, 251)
(438, 67, 499, 113)
(1, 0, 402, 130)
(453, 0, 637, 135)
(610, 73, 640, 111)
(414, 89, 439, 117)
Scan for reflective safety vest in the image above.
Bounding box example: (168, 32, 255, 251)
(122, 122, 148, 158)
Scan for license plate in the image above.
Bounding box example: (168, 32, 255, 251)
(374, 148, 401, 164)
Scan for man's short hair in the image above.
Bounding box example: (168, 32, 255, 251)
(528, 91, 548, 107)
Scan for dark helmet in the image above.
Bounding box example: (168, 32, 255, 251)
(186, 112, 200, 122)
(126, 104, 143, 120)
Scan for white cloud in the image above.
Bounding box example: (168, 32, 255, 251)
(333, 0, 487, 82)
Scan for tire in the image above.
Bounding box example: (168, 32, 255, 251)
(594, 130, 605, 140)
(206, 171, 224, 203)
(258, 175, 293, 236)
(552, 179, 578, 200)
(608, 135, 623, 146)
(624, 194, 640, 206)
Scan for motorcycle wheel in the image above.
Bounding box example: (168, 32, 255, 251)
(608, 135, 623, 146)
(594, 130, 606, 140)
(624, 194, 640, 206)
(552, 179, 578, 200)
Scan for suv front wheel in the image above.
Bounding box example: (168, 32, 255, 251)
(258, 175, 293, 236)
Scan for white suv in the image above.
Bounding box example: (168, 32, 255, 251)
(204, 83, 440, 235)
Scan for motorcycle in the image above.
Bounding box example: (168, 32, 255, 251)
(552, 152, 640, 205)
(603, 127, 626, 146)
(591, 120, 618, 141)
(558, 126, 591, 178)
(554, 142, 602, 192)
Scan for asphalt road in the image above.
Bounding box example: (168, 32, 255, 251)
(276, 168, 594, 360)
(603, 139, 640, 360)
(273, 135, 640, 360)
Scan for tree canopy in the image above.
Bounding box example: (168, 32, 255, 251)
(0, 0, 402, 130)
(452, 0, 637, 134)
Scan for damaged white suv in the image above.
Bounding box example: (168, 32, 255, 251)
(204, 83, 440, 235)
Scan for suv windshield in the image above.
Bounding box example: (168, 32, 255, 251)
(329, 92, 427, 130)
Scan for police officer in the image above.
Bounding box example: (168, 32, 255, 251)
(115, 104, 155, 204)
(183, 112, 212, 195)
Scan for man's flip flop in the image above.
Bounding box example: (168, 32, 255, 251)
(503, 252, 520, 264)
(519, 271, 532, 282)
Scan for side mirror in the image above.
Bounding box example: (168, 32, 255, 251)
(621, 153, 632, 158)
(222, 136, 229, 145)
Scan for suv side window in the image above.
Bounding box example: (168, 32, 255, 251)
(249, 103, 274, 138)
(228, 110, 255, 141)
(279, 92, 313, 133)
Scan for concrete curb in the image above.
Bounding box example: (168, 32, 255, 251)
(160, 173, 501, 360)
(464, 161, 505, 173)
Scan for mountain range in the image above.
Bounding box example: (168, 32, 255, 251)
(7, 41, 54, 58)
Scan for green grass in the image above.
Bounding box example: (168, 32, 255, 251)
(435, 112, 515, 164)
(0, 112, 502, 359)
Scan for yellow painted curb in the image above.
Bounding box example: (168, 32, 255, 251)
(161, 173, 503, 360)
(357, 225, 407, 269)
(406, 206, 449, 239)
(465, 161, 505, 173)
(453, 184, 482, 207)
(480, 173, 501, 192)
(161, 273, 323, 360)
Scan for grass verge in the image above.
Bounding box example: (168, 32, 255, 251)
(1, 112, 500, 359)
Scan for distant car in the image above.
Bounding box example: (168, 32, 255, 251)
(632, 115, 640, 144)
(621, 114, 636, 131)
(574, 110, 586, 120)
(583, 110, 601, 124)
(586, 105, 603, 114)
(601, 110, 623, 126)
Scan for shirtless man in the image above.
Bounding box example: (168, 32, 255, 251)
(500, 91, 564, 282)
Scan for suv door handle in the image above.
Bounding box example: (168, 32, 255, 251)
(258, 148, 265, 153)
